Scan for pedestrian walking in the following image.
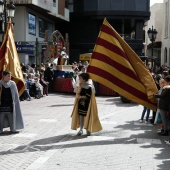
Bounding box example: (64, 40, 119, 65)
(0, 70, 24, 133)
(71, 73, 102, 136)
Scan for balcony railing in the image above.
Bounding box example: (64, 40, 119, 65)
(8, 0, 32, 3)
(120, 34, 135, 40)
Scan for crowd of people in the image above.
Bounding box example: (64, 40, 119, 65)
(20, 63, 54, 101)
(139, 65, 170, 145)
(19, 60, 90, 101)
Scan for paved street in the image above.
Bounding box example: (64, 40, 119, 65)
(0, 93, 170, 170)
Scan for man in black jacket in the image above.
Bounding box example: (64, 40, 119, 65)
(44, 64, 54, 93)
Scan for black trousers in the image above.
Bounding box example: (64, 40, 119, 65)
(150, 111, 156, 123)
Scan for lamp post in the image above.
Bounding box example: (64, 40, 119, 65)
(147, 26, 158, 73)
(0, 0, 15, 35)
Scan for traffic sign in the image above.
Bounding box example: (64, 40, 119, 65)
(16, 41, 57, 46)
(15, 41, 57, 55)
(15, 43, 35, 54)
(16, 41, 35, 45)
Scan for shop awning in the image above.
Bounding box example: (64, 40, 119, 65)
(79, 53, 92, 60)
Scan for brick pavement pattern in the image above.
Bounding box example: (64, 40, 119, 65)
(0, 93, 170, 170)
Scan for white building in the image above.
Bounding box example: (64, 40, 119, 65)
(145, 2, 163, 68)
(161, 0, 170, 66)
(3, 0, 69, 65)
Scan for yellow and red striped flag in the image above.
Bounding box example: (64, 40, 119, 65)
(87, 18, 158, 111)
(0, 21, 25, 96)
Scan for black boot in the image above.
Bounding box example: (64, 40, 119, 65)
(158, 130, 169, 136)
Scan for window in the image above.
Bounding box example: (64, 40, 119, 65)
(84, 0, 97, 11)
(164, 2, 168, 37)
(39, 18, 48, 38)
(111, 0, 123, 10)
(28, 13, 36, 35)
(169, 48, 170, 66)
(136, 0, 147, 11)
(98, 0, 110, 10)
(53, 0, 56, 7)
(164, 47, 167, 63)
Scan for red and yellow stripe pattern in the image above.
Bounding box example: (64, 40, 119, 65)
(0, 22, 25, 96)
(87, 18, 158, 111)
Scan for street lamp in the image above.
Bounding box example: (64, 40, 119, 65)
(0, 0, 15, 34)
(147, 26, 158, 72)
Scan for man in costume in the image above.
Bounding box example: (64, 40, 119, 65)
(61, 47, 69, 65)
(0, 71, 24, 133)
(71, 73, 102, 136)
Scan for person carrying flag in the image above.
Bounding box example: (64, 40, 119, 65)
(0, 71, 24, 133)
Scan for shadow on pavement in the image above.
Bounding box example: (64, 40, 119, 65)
(112, 120, 170, 170)
(105, 97, 139, 107)
(0, 120, 169, 169)
(49, 104, 74, 107)
(0, 131, 15, 136)
(50, 93, 75, 97)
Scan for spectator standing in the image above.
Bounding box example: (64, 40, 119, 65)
(27, 63, 36, 75)
(162, 71, 169, 79)
(40, 63, 46, 73)
(154, 78, 165, 125)
(40, 73, 49, 96)
(21, 65, 28, 73)
(155, 75, 170, 136)
(156, 65, 163, 75)
(44, 63, 54, 92)
(139, 106, 150, 123)
(150, 74, 161, 124)
(83, 60, 89, 72)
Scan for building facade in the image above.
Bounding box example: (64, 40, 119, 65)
(3, 0, 69, 65)
(161, 0, 170, 66)
(69, 0, 150, 63)
(145, 2, 163, 68)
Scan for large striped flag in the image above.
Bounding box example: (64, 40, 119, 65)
(87, 18, 158, 111)
(0, 21, 25, 96)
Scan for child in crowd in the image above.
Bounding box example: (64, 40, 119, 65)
(35, 73, 43, 96)
(33, 77, 41, 99)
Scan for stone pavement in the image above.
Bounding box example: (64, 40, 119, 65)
(0, 93, 170, 170)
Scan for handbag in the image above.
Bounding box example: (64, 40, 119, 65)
(156, 112, 162, 124)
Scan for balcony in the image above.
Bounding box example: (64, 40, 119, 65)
(10, 0, 69, 22)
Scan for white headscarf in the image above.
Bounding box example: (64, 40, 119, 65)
(0, 80, 12, 88)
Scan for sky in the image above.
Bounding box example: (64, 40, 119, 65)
(150, 0, 163, 6)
